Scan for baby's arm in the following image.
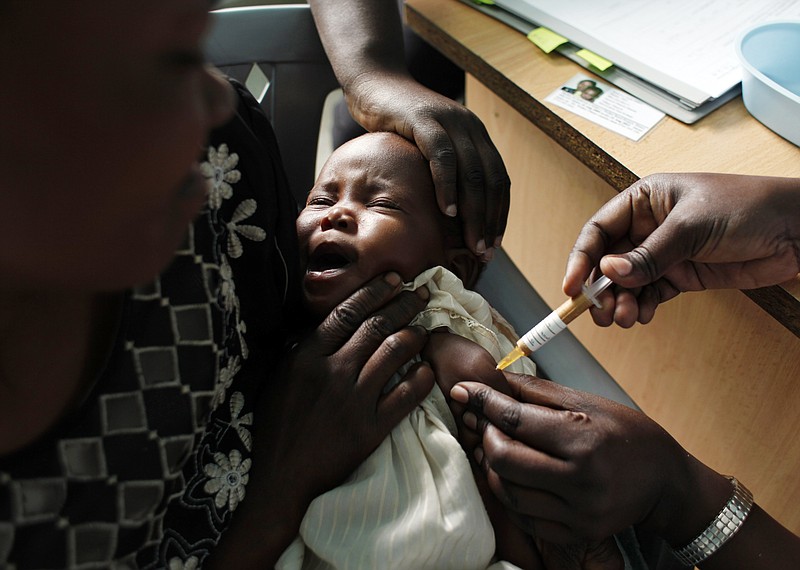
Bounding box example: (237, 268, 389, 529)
(423, 330, 544, 570)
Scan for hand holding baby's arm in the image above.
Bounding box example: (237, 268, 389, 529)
(424, 334, 626, 569)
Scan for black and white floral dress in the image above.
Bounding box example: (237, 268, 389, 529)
(0, 81, 303, 569)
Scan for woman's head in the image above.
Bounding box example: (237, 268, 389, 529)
(297, 132, 479, 317)
(0, 0, 235, 291)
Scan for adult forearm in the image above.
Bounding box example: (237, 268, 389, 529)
(205, 518, 300, 569)
(204, 457, 309, 569)
(766, 176, 800, 254)
(639, 456, 800, 568)
(308, 0, 409, 92)
(696, 505, 800, 569)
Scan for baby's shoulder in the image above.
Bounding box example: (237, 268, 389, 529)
(422, 330, 507, 396)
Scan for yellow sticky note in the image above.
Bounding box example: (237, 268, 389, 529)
(527, 27, 569, 54)
(471, 0, 496, 5)
(575, 49, 614, 71)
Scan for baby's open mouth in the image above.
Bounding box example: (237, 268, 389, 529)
(308, 252, 349, 272)
(306, 242, 353, 273)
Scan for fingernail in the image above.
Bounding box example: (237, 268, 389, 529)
(606, 256, 632, 277)
(445, 204, 457, 217)
(474, 446, 484, 464)
(450, 384, 469, 403)
(463, 411, 477, 430)
(416, 285, 430, 300)
(475, 239, 486, 255)
(384, 272, 401, 286)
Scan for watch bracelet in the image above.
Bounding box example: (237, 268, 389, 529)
(672, 476, 754, 566)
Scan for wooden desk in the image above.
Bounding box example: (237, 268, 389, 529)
(406, 0, 800, 536)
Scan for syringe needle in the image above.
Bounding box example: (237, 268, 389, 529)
(496, 346, 526, 370)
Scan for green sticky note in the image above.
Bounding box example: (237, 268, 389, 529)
(575, 49, 614, 71)
(471, 0, 496, 5)
(527, 27, 569, 54)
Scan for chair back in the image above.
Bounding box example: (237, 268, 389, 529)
(206, 4, 340, 206)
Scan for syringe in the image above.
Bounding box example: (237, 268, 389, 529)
(496, 275, 613, 370)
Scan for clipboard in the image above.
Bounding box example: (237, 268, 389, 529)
(459, 0, 740, 124)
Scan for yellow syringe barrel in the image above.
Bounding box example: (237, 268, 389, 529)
(496, 275, 612, 370)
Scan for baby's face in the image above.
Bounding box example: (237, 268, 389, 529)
(297, 133, 448, 317)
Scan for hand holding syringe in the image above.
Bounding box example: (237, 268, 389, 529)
(496, 275, 613, 370)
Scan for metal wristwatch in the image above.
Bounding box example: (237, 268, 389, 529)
(672, 476, 754, 566)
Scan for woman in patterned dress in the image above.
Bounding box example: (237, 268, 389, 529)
(0, 0, 509, 568)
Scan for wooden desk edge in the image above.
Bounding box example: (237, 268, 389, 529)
(405, 3, 800, 339)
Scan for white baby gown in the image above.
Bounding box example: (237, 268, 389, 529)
(276, 267, 537, 570)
